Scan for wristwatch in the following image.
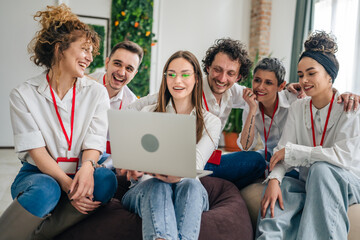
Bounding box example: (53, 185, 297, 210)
(83, 159, 96, 169)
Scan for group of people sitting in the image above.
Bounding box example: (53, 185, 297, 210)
(0, 4, 359, 240)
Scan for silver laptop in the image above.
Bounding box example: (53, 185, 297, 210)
(108, 109, 212, 178)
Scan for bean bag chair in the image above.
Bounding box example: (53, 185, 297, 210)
(56, 175, 253, 240)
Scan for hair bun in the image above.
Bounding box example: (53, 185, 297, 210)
(304, 31, 338, 54)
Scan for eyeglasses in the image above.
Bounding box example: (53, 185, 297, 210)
(164, 72, 194, 79)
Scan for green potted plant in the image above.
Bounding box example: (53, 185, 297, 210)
(223, 54, 259, 151)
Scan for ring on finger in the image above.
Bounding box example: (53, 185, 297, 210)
(349, 96, 355, 101)
(248, 93, 253, 97)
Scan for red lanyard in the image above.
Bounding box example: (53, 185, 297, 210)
(309, 93, 335, 147)
(103, 74, 122, 110)
(202, 92, 209, 111)
(46, 73, 76, 153)
(260, 97, 279, 160)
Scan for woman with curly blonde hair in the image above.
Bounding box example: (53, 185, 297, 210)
(0, 4, 117, 239)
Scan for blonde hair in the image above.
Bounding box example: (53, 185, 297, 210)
(28, 4, 100, 69)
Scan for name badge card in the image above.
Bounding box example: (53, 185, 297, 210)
(57, 157, 79, 176)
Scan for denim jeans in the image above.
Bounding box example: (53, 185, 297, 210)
(204, 150, 266, 189)
(11, 162, 118, 217)
(256, 162, 360, 240)
(122, 178, 209, 240)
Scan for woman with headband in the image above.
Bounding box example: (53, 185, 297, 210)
(257, 31, 360, 239)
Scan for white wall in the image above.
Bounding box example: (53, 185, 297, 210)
(269, 0, 297, 83)
(0, 0, 297, 146)
(150, 0, 251, 93)
(0, 0, 111, 146)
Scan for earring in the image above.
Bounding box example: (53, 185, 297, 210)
(329, 79, 332, 83)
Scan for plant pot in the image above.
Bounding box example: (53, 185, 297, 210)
(223, 132, 241, 152)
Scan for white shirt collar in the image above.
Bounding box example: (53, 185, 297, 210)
(304, 90, 343, 130)
(202, 76, 232, 107)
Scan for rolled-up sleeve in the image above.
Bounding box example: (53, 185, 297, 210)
(9, 89, 45, 152)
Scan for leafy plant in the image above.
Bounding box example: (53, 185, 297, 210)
(111, 0, 155, 97)
(88, 24, 105, 73)
(223, 53, 260, 133)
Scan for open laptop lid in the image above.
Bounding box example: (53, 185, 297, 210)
(108, 109, 198, 178)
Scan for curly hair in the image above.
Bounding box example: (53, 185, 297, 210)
(303, 31, 339, 71)
(202, 38, 252, 80)
(28, 4, 100, 69)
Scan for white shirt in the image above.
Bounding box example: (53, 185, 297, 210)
(127, 77, 247, 131)
(89, 71, 138, 109)
(237, 90, 298, 155)
(268, 91, 360, 184)
(9, 71, 109, 166)
(90, 71, 138, 168)
(134, 102, 221, 184)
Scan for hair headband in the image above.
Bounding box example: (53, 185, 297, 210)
(299, 51, 338, 83)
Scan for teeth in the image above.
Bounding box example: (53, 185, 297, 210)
(216, 82, 226, 87)
(304, 86, 313, 90)
(174, 87, 184, 90)
(79, 63, 86, 68)
(114, 75, 125, 82)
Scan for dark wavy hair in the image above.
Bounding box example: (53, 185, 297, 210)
(109, 40, 144, 67)
(28, 4, 100, 69)
(202, 38, 252, 80)
(303, 30, 339, 71)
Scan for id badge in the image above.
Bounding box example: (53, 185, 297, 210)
(57, 157, 79, 176)
(106, 141, 112, 154)
(207, 149, 222, 165)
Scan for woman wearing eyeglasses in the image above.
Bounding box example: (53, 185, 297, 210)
(120, 51, 221, 240)
(256, 31, 360, 239)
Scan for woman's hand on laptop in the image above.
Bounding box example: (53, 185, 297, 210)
(150, 174, 181, 183)
(119, 169, 144, 181)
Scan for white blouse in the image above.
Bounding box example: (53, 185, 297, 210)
(10, 71, 109, 166)
(237, 90, 298, 155)
(268, 91, 360, 184)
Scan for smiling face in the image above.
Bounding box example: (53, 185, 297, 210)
(58, 36, 93, 78)
(206, 52, 241, 98)
(297, 57, 332, 97)
(252, 69, 286, 104)
(166, 58, 196, 103)
(105, 48, 140, 92)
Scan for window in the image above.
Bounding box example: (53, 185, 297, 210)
(314, 0, 360, 93)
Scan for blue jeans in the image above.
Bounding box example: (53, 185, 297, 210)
(204, 150, 266, 189)
(11, 162, 118, 217)
(122, 178, 209, 240)
(256, 162, 360, 240)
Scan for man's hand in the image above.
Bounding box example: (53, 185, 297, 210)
(119, 169, 144, 181)
(338, 92, 359, 112)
